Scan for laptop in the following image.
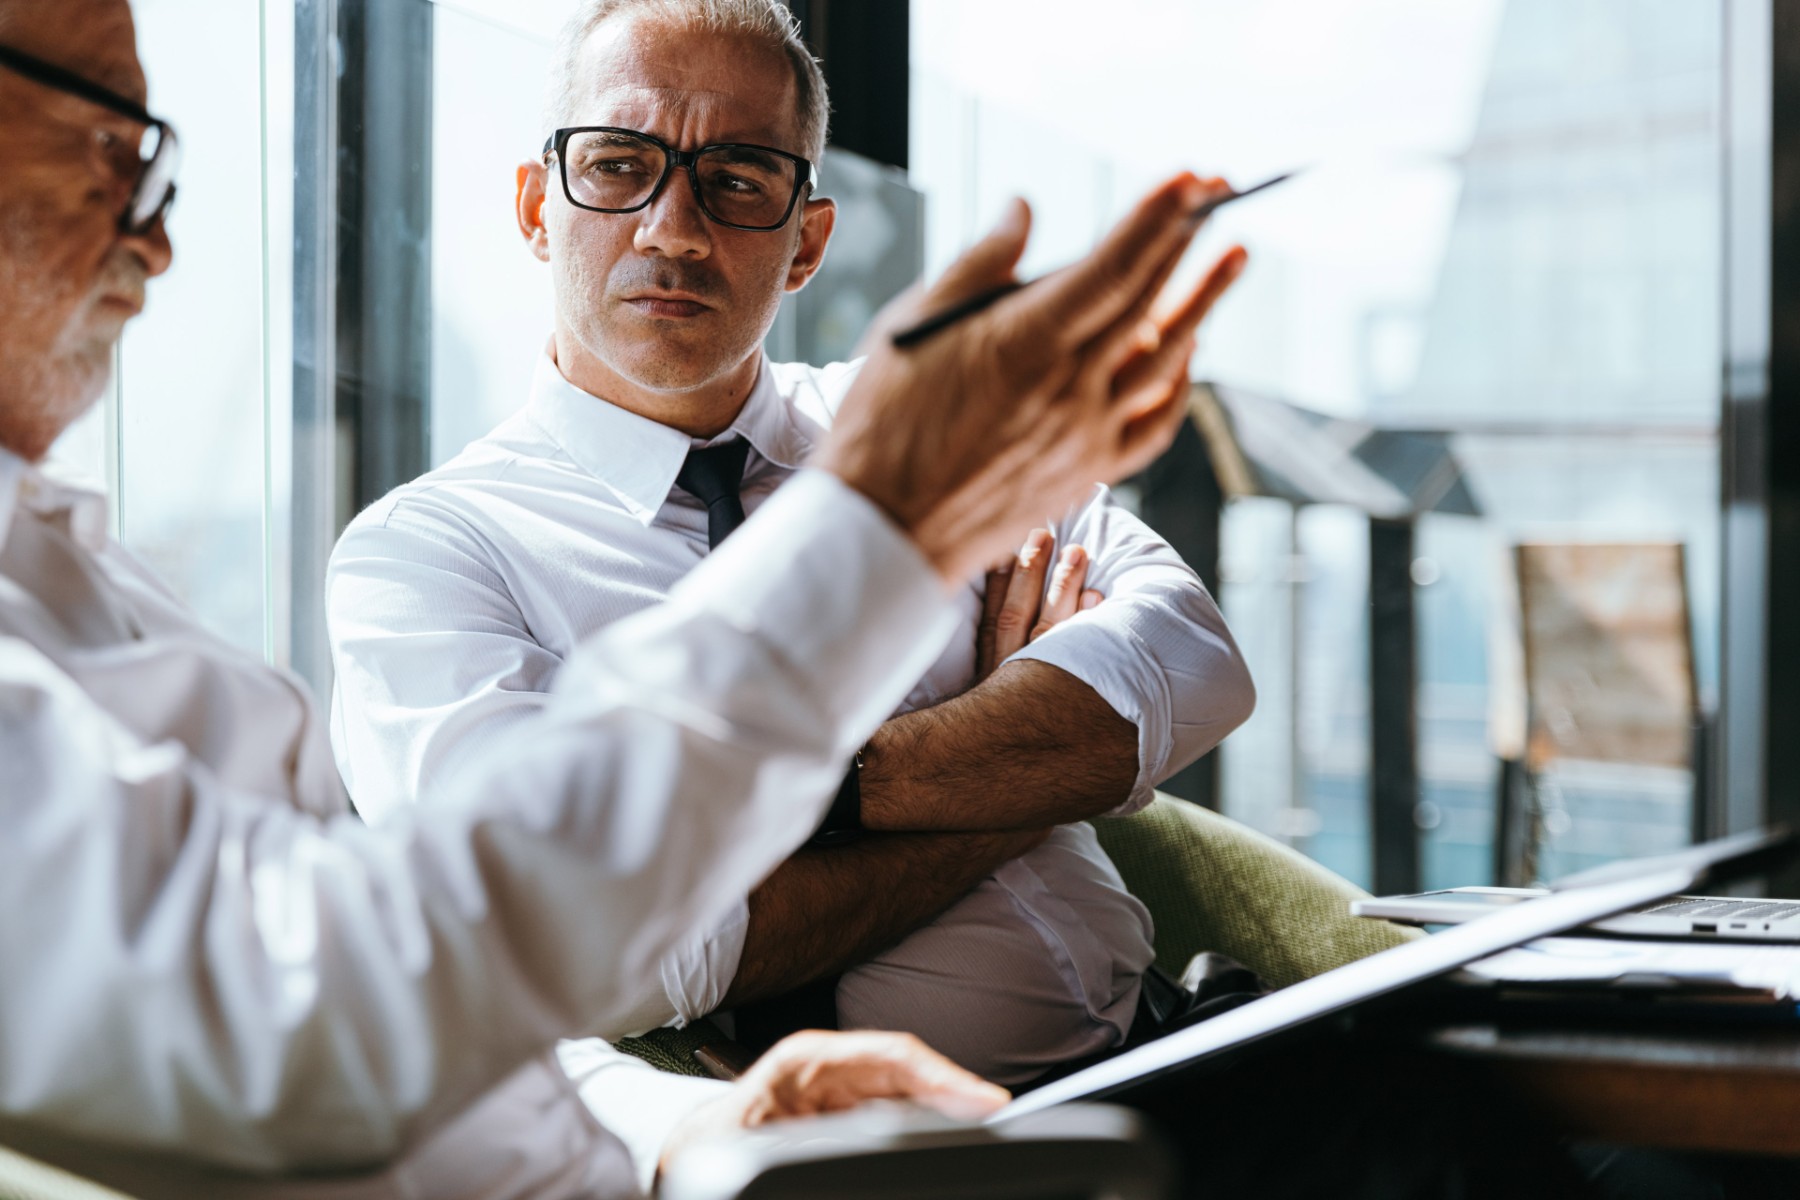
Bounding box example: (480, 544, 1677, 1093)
(1351, 888, 1800, 942)
(994, 827, 1798, 1121)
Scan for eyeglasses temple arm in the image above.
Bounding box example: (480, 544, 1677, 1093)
(0, 44, 158, 126)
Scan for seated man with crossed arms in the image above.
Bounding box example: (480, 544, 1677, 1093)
(326, 0, 1254, 1090)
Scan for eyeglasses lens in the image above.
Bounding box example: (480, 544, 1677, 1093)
(126, 123, 179, 235)
(562, 131, 799, 230)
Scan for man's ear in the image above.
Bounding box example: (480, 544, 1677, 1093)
(784, 195, 836, 293)
(517, 161, 552, 262)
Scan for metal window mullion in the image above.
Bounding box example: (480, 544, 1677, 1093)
(336, 0, 433, 515)
(288, 0, 432, 695)
(289, 0, 340, 692)
(1719, 0, 1772, 845)
(1369, 517, 1421, 895)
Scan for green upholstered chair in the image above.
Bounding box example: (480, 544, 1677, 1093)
(615, 1015, 739, 1077)
(1092, 792, 1420, 989)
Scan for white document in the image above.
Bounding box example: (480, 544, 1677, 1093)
(1461, 937, 1800, 997)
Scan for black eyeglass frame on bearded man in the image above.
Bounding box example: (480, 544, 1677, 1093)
(543, 125, 818, 233)
(0, 43, 179, 237)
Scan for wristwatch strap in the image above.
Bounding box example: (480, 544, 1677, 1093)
(809, 746, 865, 847)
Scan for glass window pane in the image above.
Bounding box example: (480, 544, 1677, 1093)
(429, 5, 556, 467)
(913, 0, 1724, 883)
(115, 0, 286, 657)
(47, 379, 114, 514)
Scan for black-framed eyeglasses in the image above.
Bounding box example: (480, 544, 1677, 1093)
(0, 43, 179, 236)
(543, 126, 817, 233)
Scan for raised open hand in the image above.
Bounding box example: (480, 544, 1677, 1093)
(818, 173, 1246, 585)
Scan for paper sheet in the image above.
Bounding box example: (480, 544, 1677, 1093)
(1462, 937, 1800, 997)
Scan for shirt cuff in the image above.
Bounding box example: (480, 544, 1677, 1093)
(669, 469, 962, 750)
(558, 1038, 732, 1197)
(660, 899, 749, 1028)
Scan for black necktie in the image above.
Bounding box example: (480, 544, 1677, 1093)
(674, 438, 853, 1048)
(676, 439, 751, 550)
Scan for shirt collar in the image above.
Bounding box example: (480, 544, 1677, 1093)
(718, 361, 816, 471)
(523, 349, 816, 525)
(0, 444, 110, 556)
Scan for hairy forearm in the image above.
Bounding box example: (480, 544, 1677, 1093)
(720, 829, 1041, 1008)
(860, 659, 1138, 833)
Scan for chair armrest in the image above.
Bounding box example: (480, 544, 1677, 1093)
(614, 1017, 744, 1078)
(1094, 793, 1421, 988)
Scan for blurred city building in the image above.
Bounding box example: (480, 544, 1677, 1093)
(911, 0, 1722, 888)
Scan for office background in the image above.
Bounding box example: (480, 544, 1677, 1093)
(54, 0, 1800, 896)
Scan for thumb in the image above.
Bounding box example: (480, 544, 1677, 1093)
(926, 197, 1032, 305)
(898, 1055, 1012, 1121)
(857, 199, 1032, 353)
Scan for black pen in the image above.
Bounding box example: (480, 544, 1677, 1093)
(889, 171, 1295, 350)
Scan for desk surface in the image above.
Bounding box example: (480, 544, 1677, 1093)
(1421, 1022, 1800, 1156)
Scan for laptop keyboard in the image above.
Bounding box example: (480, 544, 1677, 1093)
(1643, 897, 1800, 923)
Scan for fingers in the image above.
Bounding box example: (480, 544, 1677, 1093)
(1023, 173, 1216, 348)
(924, 197, 1031, 308)
(991, 530, 1054, 664)
(745, 1032, 1010, 1124)
(1149, 244, 1249, 371)
(975, 558, 1015, 678)
(1080, 588, 1103, 611)
(1107, 245, 1248, 406)
(1085, 178, 1231, 374)
(1112, 333, 1196, 423)
(858, 200, 1031, 351)
(888, 1044, 1013, 1121)
(1157, 242, 1248, 342)
(1113, 374, 1195, 478)
(1031, 544, 1090, 640)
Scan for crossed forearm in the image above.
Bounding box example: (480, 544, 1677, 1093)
(720, 828, 1043, 1007)
(722, 662, 1133, 1005)
(860, 658, 1138, 833)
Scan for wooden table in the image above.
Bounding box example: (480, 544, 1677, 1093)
(1420, 1021, 1800, 1157)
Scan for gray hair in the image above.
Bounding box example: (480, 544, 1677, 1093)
(545, 0, 829, 164)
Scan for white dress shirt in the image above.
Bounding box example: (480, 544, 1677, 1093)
(0, 443, 954, 1198)
(327, 352, 1256, 1084)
